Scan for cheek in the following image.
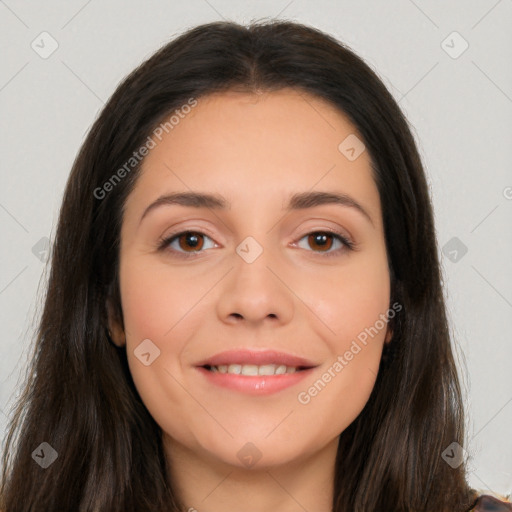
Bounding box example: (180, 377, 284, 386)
(119, 256, 193, 342)
(119, 260, 207, 402)
(118, 259, 200, 438)
(305, 251, 391, 351)
(118, 257, 188, 382)
(294, 251, 390, 431)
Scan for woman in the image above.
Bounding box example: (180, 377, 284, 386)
(1, 19, 509, 512)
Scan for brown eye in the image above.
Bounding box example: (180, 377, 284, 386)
(307, 232, 334, 252)
(295, 230, 354, 257)
(177, 232, 204, 252)
(161, 231, 216, 257)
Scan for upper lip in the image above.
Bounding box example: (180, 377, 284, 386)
(196, 349, 318, 369)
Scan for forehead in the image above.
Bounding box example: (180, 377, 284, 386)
(123, 88, 381, 228)
(152, 88, 362, 167)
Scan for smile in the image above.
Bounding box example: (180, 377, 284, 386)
(205, 363, 306, 375)
(196, 365, 315, 395)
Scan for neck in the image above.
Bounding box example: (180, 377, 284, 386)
(163, 434, 338, 512)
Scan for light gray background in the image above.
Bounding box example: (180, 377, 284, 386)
(1, 0, 511, 498)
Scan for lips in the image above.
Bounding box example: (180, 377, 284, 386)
(195, 349, 318, 370)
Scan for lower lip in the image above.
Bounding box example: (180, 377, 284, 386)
(195, 366, 315, 395)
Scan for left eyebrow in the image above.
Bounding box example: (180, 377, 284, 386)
(138, 190, 374, 227)
(288, 191, 374, 227)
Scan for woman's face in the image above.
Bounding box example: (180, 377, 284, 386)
(109, 88, 391, 469)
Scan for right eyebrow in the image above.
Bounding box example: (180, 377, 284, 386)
(139, 191, 228, 226)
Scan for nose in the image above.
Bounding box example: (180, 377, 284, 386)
(215, 245, 295, 326)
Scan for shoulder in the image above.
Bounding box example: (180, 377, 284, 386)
(468, 492, 511, 511)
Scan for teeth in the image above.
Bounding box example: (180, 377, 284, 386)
(274, 365, 287, 375)
(260, 364, 282, 375)
(209, 364, 298, 376)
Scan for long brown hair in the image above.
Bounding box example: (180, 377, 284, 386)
(1, 19, 479, 511)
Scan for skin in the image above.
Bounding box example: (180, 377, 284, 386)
(108, 88, 392, 512)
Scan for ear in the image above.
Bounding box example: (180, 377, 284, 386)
(106, 297, 126, 347)
(384, 326, 393, 345)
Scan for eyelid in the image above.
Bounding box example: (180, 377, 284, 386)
(292, 228, 355, 256)
(157, 227, 219, 257)
(158, 226, 356, 259)
(160, 224, 220, 245)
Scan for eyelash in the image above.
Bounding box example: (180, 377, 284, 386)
(157, 229, 356, 259)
